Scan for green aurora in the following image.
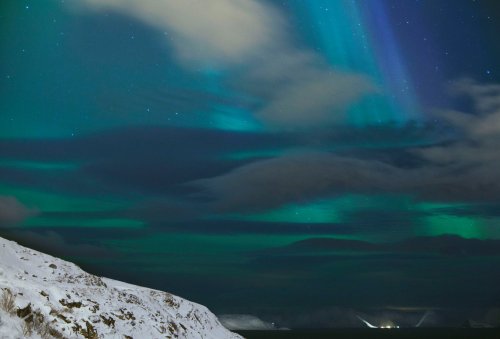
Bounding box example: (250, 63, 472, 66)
(1, 0, 500, 328)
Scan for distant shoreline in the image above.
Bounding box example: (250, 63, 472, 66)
(235, 328, 500, 339)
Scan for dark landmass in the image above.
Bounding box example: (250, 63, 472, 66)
(285, 235, 500, 256)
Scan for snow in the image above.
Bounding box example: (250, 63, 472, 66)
(0, 236, 242, 339)
(0, 308, 42, 339)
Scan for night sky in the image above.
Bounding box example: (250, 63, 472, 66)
(1, 0, 500, 329)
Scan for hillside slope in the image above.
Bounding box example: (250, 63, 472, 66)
(0, 236, 242, 339)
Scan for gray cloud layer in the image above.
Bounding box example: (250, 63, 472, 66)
(0, 230, 113, 258)
(75, 0, 282, 66)
(191, 80, 500, 211)
(415, 79, 500, 201)
(0, 196, 37, 227)
(192, 152, 404, 212)
(73, 0, 375, 129)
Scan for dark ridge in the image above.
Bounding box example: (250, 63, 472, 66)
(289, 238, 378, 251)
(285, 235, 500, 256)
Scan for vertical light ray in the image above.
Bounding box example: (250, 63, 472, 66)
(360, 0, 421, 121)
(291, 0, 422, 126)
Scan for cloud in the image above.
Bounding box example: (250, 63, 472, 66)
(413, 79, 500, 201)
(253, 60, 375, 128)
(74, 0, 282, 66)
(0, 230, 113, 258)
(0, 126, 263, 197)
(190, 151, 403, 212)
(218, 314, 277, 330)
(5, 78, 500, 221)
(0, 196, 37, 227)
(72, 0, 375, 129)
(450, 78, 500, 113)
(190, 79, 500, 211)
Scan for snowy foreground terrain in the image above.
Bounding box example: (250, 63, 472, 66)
(0, 236, 242, 339)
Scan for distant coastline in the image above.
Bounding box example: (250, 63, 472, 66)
(236, 328, 500, 339)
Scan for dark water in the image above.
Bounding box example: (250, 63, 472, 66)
(235, 328, 500, 339)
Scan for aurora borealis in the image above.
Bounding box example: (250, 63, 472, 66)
(1, 0, 500, 328)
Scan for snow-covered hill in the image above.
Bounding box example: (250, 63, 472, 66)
(0, 236, 242, 339)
